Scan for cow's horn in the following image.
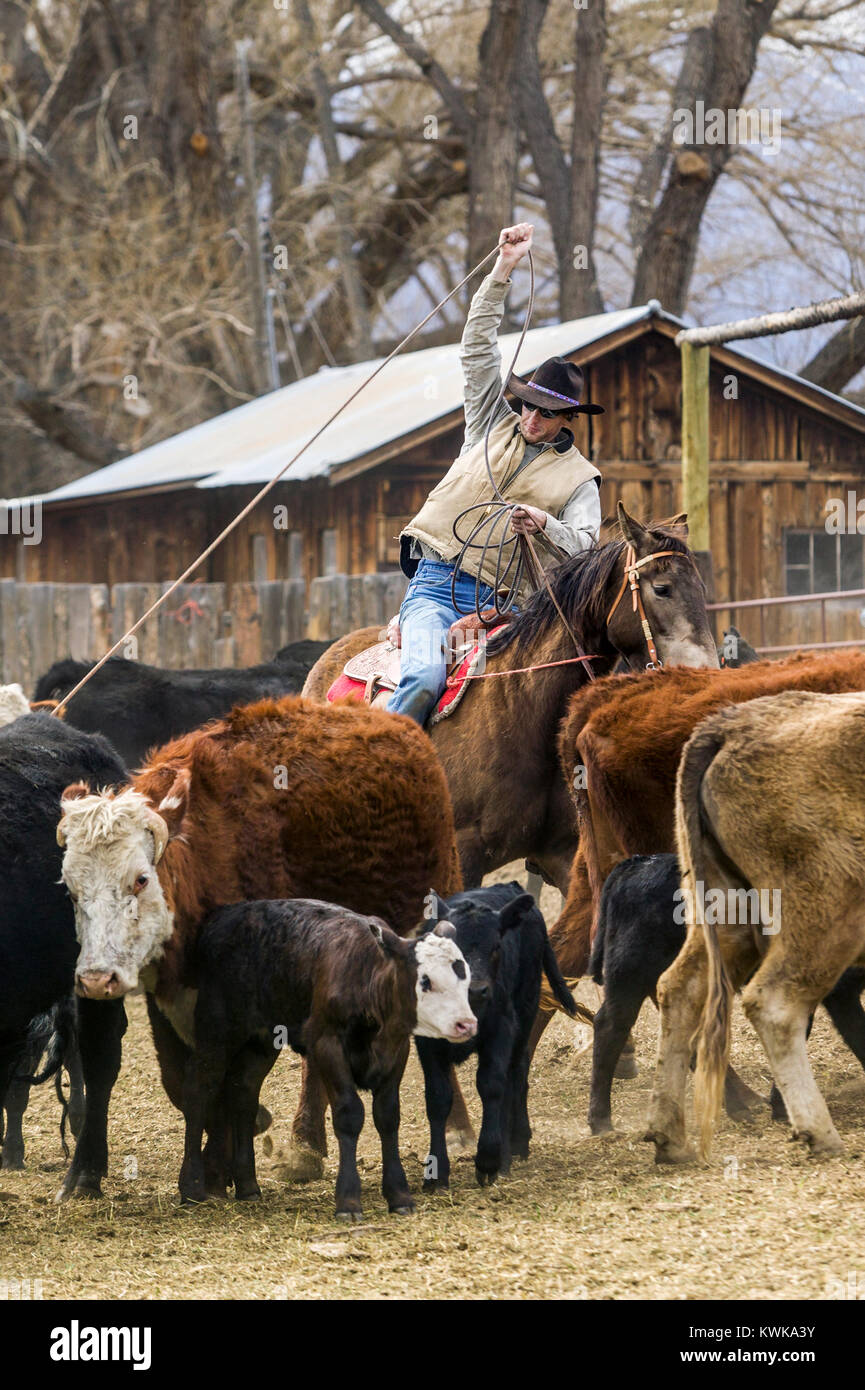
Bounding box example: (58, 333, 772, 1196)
(145, 806, 169, 862)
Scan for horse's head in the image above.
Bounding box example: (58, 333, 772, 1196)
(606, 504, 719, 670)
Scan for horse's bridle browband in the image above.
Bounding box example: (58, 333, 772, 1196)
(606, 545, 685, 670)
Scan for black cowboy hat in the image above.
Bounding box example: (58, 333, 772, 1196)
(507, 356, 605, 415)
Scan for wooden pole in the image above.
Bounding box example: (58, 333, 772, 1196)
(681, 341, 710, 553)
(675, 290, 865, 348)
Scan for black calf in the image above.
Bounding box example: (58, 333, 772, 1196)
(418, 882, 576, 1190)
(588, 856, 683, 1134)
(180, 899, 471, 1218)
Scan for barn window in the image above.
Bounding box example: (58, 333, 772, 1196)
(319, 528, 338, 576)
(784, 530, 864, 595)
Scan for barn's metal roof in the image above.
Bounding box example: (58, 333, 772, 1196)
(30, 301, 865, 508)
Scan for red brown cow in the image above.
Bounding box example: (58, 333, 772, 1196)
(55, 696, 462, 1198)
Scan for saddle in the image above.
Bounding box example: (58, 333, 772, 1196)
(332, 610, 507, 719)
(342, 638, 402, 707)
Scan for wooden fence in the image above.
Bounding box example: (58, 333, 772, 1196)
(0, 573, 408, 690)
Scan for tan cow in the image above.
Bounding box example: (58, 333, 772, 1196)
(646, 689, 865, 1163)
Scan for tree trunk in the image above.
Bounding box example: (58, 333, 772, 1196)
(294, 0, 374, 363)
(631, 0, 781, 313)
(628, 25, 713, 251)
(467, 0, 523, 279)
(800, 317, 865, 395)
(565, 0, 606, 318)
(146, 0, 226, 216)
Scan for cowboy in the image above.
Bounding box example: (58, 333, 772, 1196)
(389, 221, 605, 726)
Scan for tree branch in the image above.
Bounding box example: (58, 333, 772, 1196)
(355, 0, 472, 137)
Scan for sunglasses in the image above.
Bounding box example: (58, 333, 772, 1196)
(522, 403, 573, 420)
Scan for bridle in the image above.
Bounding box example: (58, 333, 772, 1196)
(606, 545, 686, 670)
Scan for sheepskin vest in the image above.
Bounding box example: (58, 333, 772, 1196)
(401, 413, 600, 600)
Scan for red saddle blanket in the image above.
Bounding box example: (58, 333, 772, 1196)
(326, 616, 505, 727)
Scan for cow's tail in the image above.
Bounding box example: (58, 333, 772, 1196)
(28, 998, 77, 1157)
(543, 938, 577, 1015)
(675, 724, 733, 1161)
(28, 999, 75, 1085)
(539, 938, 594, 1024)
(587, 906, 606, 986)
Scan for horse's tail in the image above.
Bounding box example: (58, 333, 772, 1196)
(675, 724, 734, 1161)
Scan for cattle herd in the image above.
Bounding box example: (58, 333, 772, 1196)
(3, 624, 865, 1245)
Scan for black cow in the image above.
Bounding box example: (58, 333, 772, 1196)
(0, 713, 128, 1188)
(588, 853, 865, 1134)
(274, 640, 332, 669)
(718, 626, 760, 668)
(417, 883, 576, 1190)
(33, 641, 330, 770)
(181, 899, 475, 1218)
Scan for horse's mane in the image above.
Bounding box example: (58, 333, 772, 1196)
(486, 523, 694, 658)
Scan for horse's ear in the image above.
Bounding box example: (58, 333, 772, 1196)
(617, 501, 652, 552)
(665, 512, 689, 538)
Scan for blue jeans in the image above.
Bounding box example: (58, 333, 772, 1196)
(387, 559, 496, 725)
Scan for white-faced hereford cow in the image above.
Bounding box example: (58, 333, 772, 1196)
(56, 695, 462, 1198)
(646, 689, 865, 1164)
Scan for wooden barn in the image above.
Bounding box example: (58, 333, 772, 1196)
(7, 300, 865, 650)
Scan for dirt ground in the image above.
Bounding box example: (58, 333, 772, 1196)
(3, 868, 864, 1302)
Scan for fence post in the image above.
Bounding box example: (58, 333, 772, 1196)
(681, 341, 710, 554)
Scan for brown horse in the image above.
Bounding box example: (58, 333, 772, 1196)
(304, 505, 719, 893)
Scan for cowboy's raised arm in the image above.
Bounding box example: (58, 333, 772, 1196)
(458, 224, 534, 455)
